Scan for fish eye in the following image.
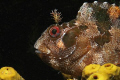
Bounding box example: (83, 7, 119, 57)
(49, 26, 60, 37)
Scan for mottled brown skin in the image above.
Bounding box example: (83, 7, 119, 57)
(34, 1, 120, 79)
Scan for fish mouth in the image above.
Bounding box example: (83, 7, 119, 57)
(34, 39, 51, 54)
(35, 49, 41, 54)
(34, 46, 51, 55)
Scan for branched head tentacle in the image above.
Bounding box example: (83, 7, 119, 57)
(50, 9, 62, 24)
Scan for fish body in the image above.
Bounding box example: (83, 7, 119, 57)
(34, 1, 120, 78)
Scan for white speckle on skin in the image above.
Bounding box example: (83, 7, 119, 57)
(112, 3, 115, 6)
(74, 46, 76, 49)
(48, 49, 51, 54)
(67, 22, 69, 27)
(77, 3, 95, 22)
(65, 60, 70, 65)
(79, 62, 86, 70)
(50, 59, 59, 67)
(65, 55, 68, 58)
(59, 57, 62, 59)
(93, 1, 98, 5)
(83, 2, 88, 6)
(103, 2, 108, 4)
(100, 2, 108, 9)
(74, 21, 79, 26)
(92, 53, 104, 64)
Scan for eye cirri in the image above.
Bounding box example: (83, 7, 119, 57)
(49, 26, 60, 37)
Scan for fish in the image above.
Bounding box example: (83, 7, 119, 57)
(34, 1, 120, 79)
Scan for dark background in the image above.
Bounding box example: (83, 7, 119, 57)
(0, 0, 119, 80)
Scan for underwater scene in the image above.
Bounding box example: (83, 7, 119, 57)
(0, 0, 120, 80)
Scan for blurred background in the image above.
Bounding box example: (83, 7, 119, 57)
(0, 0, 119, 80)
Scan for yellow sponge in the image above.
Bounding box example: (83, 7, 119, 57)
(0, 67, 24, 80)
(82, 64, 101, 77)
(88, 73, 108, 80)
(99, 63, 118, 75)
(82, 63, 120, 80)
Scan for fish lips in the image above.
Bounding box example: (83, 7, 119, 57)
(35, 50, 41, 54)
